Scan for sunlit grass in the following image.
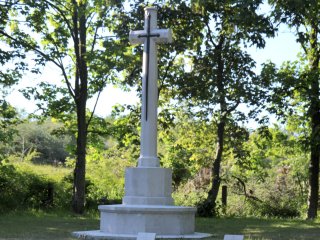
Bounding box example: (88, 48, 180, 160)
(14, 162, 72, 181)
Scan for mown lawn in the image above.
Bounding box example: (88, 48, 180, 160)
(0, 211, 99, 240)
(0, 211, 319, 239)
(197, 217, 320, 239)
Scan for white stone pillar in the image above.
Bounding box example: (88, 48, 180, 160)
(129, 7, 172, 167)
(140, 7, 158, 167)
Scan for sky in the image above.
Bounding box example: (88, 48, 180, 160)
(6, 9, 301, 118)
(6, 63, 140, 117)
(248, 25, 301, 72)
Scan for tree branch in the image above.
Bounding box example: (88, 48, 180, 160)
(90, 24, 99, 55)
(204, 17, 217, 48)
(72, 0, 80, 99)
(232, 175, 262, 202)
(226, 100, 240, 115)
(59, 59, 76, 100)
(86, 87, 103, 130)
(43, 0, 76, 42)
(86, 11, 96, 27)
(0, 29, 62, 69)
(158, 53, 178, 96)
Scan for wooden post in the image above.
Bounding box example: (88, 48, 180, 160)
(47, 182, 54, 207)
(222, 185, 227, 213)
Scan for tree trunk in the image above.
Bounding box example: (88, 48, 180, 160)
(307, 71, 320, 219)
(307, 24, 320, 219)
(307, 94, 320, 219)
(72, 1, 88, 214)
(200, 120, 225, 216)
(307, 134, 320, 219)
(72, 101, 87, 214)
(198, 35, 226, 217)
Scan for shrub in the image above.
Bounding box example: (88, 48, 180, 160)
(0, 163, 72, 212)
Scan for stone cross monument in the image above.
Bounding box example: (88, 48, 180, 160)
(129, 7, 172, 168)
(123, 7, 173, 206)
(73, 7, 211, 239)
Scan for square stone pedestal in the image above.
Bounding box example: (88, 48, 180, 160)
(123, 168, 174, 205)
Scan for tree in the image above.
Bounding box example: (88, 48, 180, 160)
(266, 0, 320, 219)
(171, 0, 274, 216)
(0, 0, 26, 86)
(0, 1, 28, 163)
(0, 0, 126, 213)
(11, 119, 71, 164)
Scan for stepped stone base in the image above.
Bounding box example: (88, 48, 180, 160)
(100, 205, 196, 235)
(72, 166, 212, 239)
(72, 204, 212, 239)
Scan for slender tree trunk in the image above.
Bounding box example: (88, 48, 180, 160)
(201, 119, 225, 216)
(198, 35, 226, 217)
(307, 90, 320, 219)
(307, 24, 320, 219)
(307, 127, 320, 219)
(72, 1, 88, 214)
(73, 101, 87, 214)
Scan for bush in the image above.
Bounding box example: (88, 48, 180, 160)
(0, 163, 72, 213)
(247, 188, 301, 218)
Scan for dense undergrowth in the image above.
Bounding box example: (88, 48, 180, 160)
(0, 160, 309, 219)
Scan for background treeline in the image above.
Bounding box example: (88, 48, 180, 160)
(0, 0, 319, 219)
(0, 111, 309, 219)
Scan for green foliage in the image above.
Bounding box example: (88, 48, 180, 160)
(0, 0, 316, 219)
(265, 0, 320, 218)
(173, 179, 208, 207)
(0, 162, 72, 212)
(1, 0, 132, 213)
(65, 145, 135, 208)
(159, 109, 217, 186)
(86, 146, 135, 206)
(0, 102, 20, 163)
(8, 119, 71, 164)
(0, 1, 28, 93)
(227, 125, 308, 218)
(2, 0, 129, 121)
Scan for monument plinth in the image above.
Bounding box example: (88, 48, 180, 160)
(73, 7, 211, 239)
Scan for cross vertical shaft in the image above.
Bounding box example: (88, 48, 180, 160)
(129, 7, 172, 167)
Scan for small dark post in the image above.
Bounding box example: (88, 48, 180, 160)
(47, 182, 54, 207)
(222, 185, 227, 213)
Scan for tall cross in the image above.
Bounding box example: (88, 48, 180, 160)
(129, 7, 172, 167)
(138, 13, 160, 121)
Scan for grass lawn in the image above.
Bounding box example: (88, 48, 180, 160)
(0, 211, 319, 239)
(0, 211, 99, 240)
(197, 217, 320, 239)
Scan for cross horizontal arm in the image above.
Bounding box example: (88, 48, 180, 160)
(152, 29, 172, 44)
(129, 29, 173, 45)
(129, 30, 145, 45)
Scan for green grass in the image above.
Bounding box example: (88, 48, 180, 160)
(0, 211, 319, 239)
(14, 162, 72, 181)
(197, 217, 320, 239)
(0, 211, 99, 240)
